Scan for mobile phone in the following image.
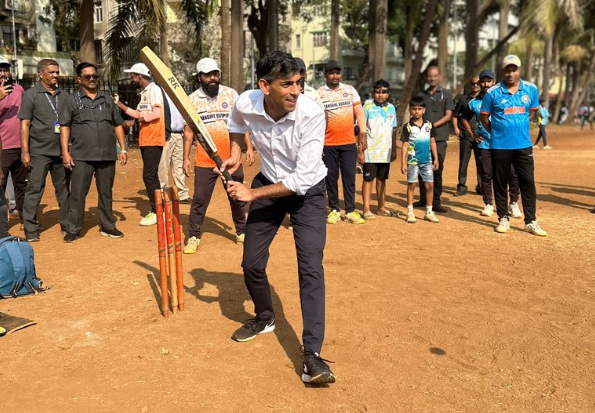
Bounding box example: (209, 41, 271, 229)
(1, 77, 13, 87)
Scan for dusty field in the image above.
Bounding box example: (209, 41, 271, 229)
(1, 124, 595, 413)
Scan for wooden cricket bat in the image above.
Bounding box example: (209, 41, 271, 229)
(140, 46, 235, 184)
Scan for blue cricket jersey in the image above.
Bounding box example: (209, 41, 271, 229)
(480, 79, 540, 150)
(468, 97, 491, 150)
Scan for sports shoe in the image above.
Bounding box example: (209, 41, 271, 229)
(302, 351, 336, 384)
(454, 188, 467, 197)
(235, 233, 245, 245)
(356, 165, 363, 174)
(406, 211, 416, 223)
(26, 233, 40, 242)
(140, 212, 157, 226)
(100, 228, 124, 238)
(231, 317, 276, 342)
(495, 217, 510, 233)
(508, 202, 523, 218)
(326, 210, 341, 224)
(345, 211, 364, 224)
(8, 208, 19, 217)
(544, 145, 552, 150)
(533, 145, 540, 149)
(481, 204, 494, 217)
(424, 211, 440, 223)
(524, 220, 547, 237)
(63, 233, 79, 243)
(183, 236, 200, 254)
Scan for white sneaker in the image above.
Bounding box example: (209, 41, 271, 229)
(533, 145, 540, 149)
(508, 202, 523, 218)
(183, 236, 200, 254)
(235, 233, 245, 245)
(139, 212, 157, 226)
(544, 145, 552, 150)
(406, 211, 416, 223)
(424, 211, 440, 223)
(495, 217, 510, 233)
(525, 220, 547, 237)
(481, 204, 494, 217)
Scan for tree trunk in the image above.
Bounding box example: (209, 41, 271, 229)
(567, 62, 582, 124)
(397, 0, 439, 126)
(464, 0, 479, 81)
(552, 65, 565, 122)
(541, 33, 553, 106)
(569, 52, 595, 123)
(525, 46, 534, 83)
(160, 22, 169, 67)
(221, 0, 230, 85)
(330, 0, 340, 60)
(80, 0, 96, 64)
(373, 0, 387, 82)
(230, 0, 243, 92)
(437, 0, 451, 79)
(496, 0, 509, 80)
(368, 0, 376, 82)
(403, 12, 414, 80)
(268, 0, 279, 51)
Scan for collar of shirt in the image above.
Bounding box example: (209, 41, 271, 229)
(77, 89, 106, 101)
(425, 86, 444, 95)
(251, 92, 297, 123)
(408, 118, 426, 129)
(322, 82, 346, 92)
(35, 82, 61, 95)
(196, 86, 225, 99)
(499, 79, 525, 95)
(140, 82, 155, 95)
(372, 100, 389, 107)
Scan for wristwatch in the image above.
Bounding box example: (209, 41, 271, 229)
(121, 150, 128, 154)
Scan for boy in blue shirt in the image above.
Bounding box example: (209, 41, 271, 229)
(359, 79, 398, 219)
(401, 96, 439, 223)
(533, 100, 551, 149)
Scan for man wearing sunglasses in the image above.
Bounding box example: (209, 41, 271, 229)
(59, 62, 128, 242)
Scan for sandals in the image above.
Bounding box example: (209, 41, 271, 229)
(363, 211, 376, 220)
(378, 209, 398, 217)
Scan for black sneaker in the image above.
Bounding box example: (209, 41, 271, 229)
(412, 200, 425, 208)
(26, 233, 40, 242)
(302, 351, 336, 384)
(231, 317, 275, 342)
(433, 205, 449, 213)
(63, 233, 79, 243)
(454, 189, 467, 197)
(100, 228, 124, 238)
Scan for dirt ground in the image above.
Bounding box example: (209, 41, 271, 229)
(1, 124, 595, 413)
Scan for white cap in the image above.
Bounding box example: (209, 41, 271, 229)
(124, 63, 151, 77)
(196, 58, 220, 75)
(0, 56, 11, 67)
(502, 55, 522, 69)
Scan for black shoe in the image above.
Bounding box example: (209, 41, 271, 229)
(433, 205, 449, 213)
(26, 233, 40, 242)
(231, 317, 276, 342)
(454, 189, 467, 197)
(100, 227, 124, 238)
(302, 351, 336, 384)
(179, 198, 192, 205)
(63, 233, 79, 243)
(412, 200, 425, 208)
(475, 186, 482, 195)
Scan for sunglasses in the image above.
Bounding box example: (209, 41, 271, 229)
(374, 88, 389, 94)
(80, 74, 99, 80)
(470, 82, 480, 86)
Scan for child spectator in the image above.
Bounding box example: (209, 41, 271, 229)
(401, 96, 439, 223)
(359, 79, 397, 219)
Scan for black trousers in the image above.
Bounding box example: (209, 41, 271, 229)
(323, 143, 357, 213)
(479, 149, 520, 205)
(419, 140, 447, 207)
(491, 148, 536, 223)
(242, 173, 327, 354)
(534, 125, 548, 146)
(141, 146, 163, 213)
(0, 185, 7, 237)
(457, 139, 481, 192)
(23, 154, 70, 236)
(1, 148, 27, 220)
(188, 166, 246, 239)
(67, 160, 116, 235)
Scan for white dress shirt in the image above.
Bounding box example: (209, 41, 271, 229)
(228, 89, 327, 196)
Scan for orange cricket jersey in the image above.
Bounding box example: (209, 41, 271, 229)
(318, 83, 361, 146)
(137, 82, 165, 147)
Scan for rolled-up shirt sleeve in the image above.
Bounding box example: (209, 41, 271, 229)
(228, 104, 248, 134)
(281, 111, 326, 195)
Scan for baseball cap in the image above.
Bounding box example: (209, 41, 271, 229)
(124, 63, 151, 77)
(324, 60, 341, 72)
(295, 57, 306, 71)
(502, 55, 521, 69)
(478, 69, 495, 80)
(0, 56, 11, 67)
(196, 58, 220, 75)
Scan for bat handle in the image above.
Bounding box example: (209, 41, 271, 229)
(213, 154, 247, 209)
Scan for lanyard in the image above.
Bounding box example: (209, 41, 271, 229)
(44, 92, 59, 120)
(428, 89, 444, 102)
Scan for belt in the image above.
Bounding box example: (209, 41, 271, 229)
(171, 130, 184, 134)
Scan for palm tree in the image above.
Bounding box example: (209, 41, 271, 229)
(230, 0, 244, 92)
(80, 0, 95, 63)
(372, 0, 388, 82)
(330, 0, 340, 60)
(437, 0, 451, 79)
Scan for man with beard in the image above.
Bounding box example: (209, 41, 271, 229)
(19, 59, 70, 241)
(0, 56, 26, 237)
(115, 63, 165, 226)
(480, 55, 547, 236)
(59, 62, 128, 242)
(181, 58, 251, 253)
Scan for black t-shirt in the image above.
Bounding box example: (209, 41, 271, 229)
(453, 93, 476, 141)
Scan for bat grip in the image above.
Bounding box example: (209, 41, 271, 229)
(212, 154, 247, 208)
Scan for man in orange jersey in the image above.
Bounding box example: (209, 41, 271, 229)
(318, 60, 367, 224)
(181, 58, 252, 253)
(115, 63, 165, 226)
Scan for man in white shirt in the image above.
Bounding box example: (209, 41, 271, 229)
(220, 51, 335, 385)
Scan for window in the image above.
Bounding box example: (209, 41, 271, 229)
(296, 34, 301, 49)
(343, 66, 353, 80)
(95, 40, 103, 64)
(2, 26, 14, 46)
(313, 32, 327, 48)
(94, 1, 103, 23)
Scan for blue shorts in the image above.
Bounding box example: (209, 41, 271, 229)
(407, 163, 434, 183)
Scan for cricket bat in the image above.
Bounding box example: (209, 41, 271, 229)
(140, 46, 237, 185)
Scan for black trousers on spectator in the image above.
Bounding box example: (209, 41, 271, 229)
(419, 141, 447, 207)
(457, 139, 481, 192)
(0, 185, 8, 237)
(141, 146, 163, 213)
(1, 148, 27, 220)
(479, 149, 520, 205)
(491, 148, 536, 223)
(188, 165, 246, 239)
(67, 160, 116, 235)
(323, 143, 357, 213)
(23, 154, 70, 236)
(242, 173, 327, 354)
(534, 125, 548, 146)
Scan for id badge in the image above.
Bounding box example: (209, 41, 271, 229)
(54, 121, 61, 134)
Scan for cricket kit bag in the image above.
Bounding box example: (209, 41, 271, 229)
(0, 236, 45, 298)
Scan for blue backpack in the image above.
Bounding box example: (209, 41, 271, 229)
(0, 236, 45, 298)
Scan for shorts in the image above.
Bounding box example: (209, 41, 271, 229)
(363, 163, 390, 182)
(407, 163, 433, 183)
